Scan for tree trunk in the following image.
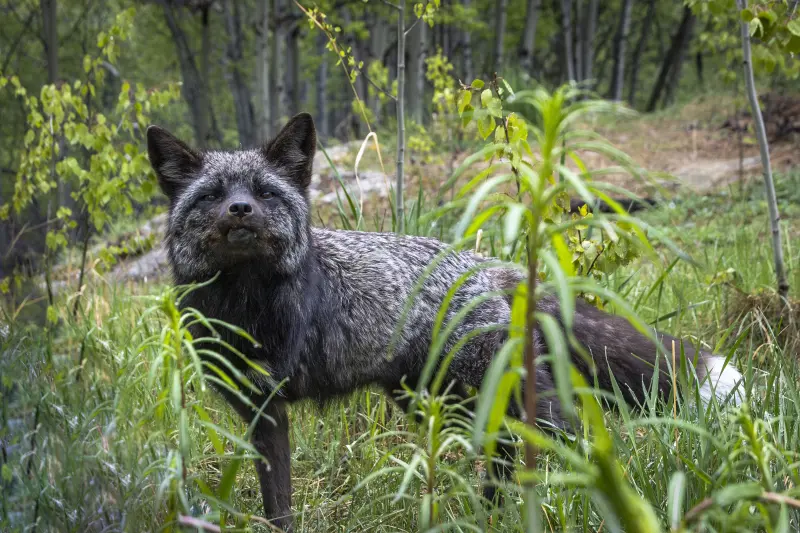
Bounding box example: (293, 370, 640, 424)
(627, 0, 655, 106)
(493, 0, 508, 73)
(735, 0, 788, 297)
(396, 0, 406, 233)
(161, 2, 216, 148)
(695, 52, 704, 87)
(287, 24, 301, 118)
(200, 5, 222, 147)
(40, 0, 58, 84)
(369, 16, 387, 123)
(518, 0, 540, 76)
(271, 0, 287, 129)
(406, 16, 426, 124)
(609, 0, 633, 101)
(560, 0, 576, 82)
(316, 32, 329, 141)
(40, 0, 67, 213)
(663, 13, 695, 108)
(354, 18, 370, 131)
(646, 5, 695, 112)
(462, 0, 473, 81)
(256, 0, 271, 140)
(224, 0, 256, 148)
(581, 0, 598, 87)
(574, 0, 583, 81)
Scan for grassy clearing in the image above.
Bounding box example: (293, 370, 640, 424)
(2, 161, 799, 532)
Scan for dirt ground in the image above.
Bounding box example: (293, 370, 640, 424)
(313, 93, 800, 204)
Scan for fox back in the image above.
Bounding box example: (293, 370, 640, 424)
(147, 114, 525, 406)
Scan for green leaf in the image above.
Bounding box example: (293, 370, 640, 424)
(713, 482, 763, 507)
(537, 313, 573, 418)
(171, 370, 182, 412)
(46, 305, 58, 325)
(503, 203, 527, 244)
(667, 471, 686, 530)
(551, 233, 575, 278)
(457, 90, 472, 114)
(476, 113, 495, 140)
(218, 456, 244, 502)
(480, 88, 492, 108)
(786, 35, 800, 54)
(470, 79, 484, 90)
(740, 8, 754, 22)
(789, 19, 800, 37)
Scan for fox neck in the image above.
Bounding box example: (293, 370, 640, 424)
(176, 242, 323, 338)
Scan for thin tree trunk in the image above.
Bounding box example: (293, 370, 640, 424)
(396, 0, 406, 233)
(406, 16, 426, 124)
(256, 0, 271, 140)
(518, 0, 540, 76)
(560, 0, 576, 82)
(609, 0, 633, 101)
(736, 0, 789, 298)
(162, 2, 216, 147)
(581, 0, 598, 87)
(462, 0, 473, 81)
(271, 0, 287, 129)
(354, 18, 370, 130)
(200, 6, 223, 147)
(627, 0, 655, 106)
(494, 0, 508, 73)
(316, 32, 329, 140)
(40, 0, 68, 213)
(695, 52, 704, 86)
(574, 0, 583, 81)
(288, 24, 301, 117)
(663, 15, 695, 108)
(40, 0, 58, 84)
(646, 5, 695, 112)
(443, 18, 451, 59)
(224, 0, 256, 148)
(369, 17, 387, 122)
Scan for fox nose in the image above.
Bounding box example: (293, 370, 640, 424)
(228, 201, 252, 218)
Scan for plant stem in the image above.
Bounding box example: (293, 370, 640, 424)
(523, 221, 538, 473)
(736, 0, 788, 299)
(396, 0, 406, 234)
(72, 221, 91, 318)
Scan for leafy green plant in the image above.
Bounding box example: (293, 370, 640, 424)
(0, 7, 179, 314)
(445, 78, 666, 531)
(138, 277, 277, 531)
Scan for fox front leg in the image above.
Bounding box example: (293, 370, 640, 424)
(251, 401, 293, 532)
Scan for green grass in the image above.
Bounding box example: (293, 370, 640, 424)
(2, 155, 800, 533)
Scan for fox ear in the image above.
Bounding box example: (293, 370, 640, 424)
(146, 126, 203, 199)
(263, 113, 316, 189)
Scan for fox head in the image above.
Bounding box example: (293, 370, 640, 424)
(147, 113, 317, 282)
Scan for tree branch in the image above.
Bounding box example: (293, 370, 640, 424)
(1, 9, 36, 73)
(404, 14, 422, 37)
(379, 0, 401, 10)
(357, 67, 397, 101)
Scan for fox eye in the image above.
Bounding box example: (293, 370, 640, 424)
(202, 194, 218, 201)
(260, 191, 275, 200)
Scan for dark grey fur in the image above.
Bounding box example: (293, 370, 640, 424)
(147, 113, 740, 532)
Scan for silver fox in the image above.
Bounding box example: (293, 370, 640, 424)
(147, 113, 742, 532)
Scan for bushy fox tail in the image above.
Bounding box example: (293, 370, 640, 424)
(487, 266, 743, 408)
(550, 296, 744, 407)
